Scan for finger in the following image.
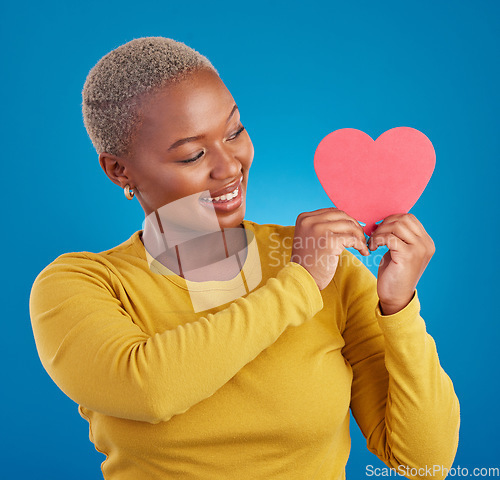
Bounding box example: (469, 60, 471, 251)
(373, 213, 423, 237)
(395, 214, 434, 252)
(371, 218, 421, 241)
(330, 229, 371, 256)
(309, 220, 369, 256)
(331, 233, 371, 256)
(404, 213, 426, 231)
(369, 231, 412, 254)
(302, 214, 366, 241)
(297, 214, 370, 256)
(300, 208, 362, 226)
(296, 209, 348, 231)
(297, 207, 344, 218)
(376, 212, 407, 224)
(370, 221, 419, 246)
(330, 212, 367, 236)
(314, 219, 367, 244)
(333, 209, 365, 228)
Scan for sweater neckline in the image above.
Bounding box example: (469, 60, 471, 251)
(130, 220, 260, 292)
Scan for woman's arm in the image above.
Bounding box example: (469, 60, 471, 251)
(338, 251, 460, 480)
(30, 253, 323, 424)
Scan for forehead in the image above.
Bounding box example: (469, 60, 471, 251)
(139, 70, 236, 135)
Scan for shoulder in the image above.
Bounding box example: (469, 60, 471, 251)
(30, 231, 145, 299)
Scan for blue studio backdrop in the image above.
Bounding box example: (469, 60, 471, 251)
(2, 1, 498, 478)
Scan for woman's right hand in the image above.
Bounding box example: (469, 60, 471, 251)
(291, 208, 370, 290)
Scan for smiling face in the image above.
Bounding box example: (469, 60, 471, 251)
(104, 68, 254, 231)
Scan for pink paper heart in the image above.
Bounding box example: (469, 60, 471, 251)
(314, 127, 436, 236)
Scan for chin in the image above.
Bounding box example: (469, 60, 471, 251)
(216, 200, 246, 230)
(217, 210, 245, 230)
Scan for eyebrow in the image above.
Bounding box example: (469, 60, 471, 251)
(167, 104, 239, 151)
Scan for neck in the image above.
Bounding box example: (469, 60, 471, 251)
(142, 221, 248, 281)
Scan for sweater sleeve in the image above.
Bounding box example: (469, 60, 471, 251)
(338, 252, 460, 480)
(29, 255, 323, 424)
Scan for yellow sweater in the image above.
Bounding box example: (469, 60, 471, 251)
(29, 220, 459, 480)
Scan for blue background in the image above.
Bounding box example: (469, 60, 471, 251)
(2, 0, 498, 477)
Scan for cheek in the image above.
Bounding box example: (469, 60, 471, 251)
(142, 170, 207, 208)
(240, 135, 254, 169)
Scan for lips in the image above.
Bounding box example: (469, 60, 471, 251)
(198, 176, 244, 212)
(199, 176, 243, 202)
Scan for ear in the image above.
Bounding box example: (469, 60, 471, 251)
(99, 153, 133, 189)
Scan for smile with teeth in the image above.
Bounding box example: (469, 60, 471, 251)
(201, 186, 239, 203)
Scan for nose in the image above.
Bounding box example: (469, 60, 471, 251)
(209, 144, 242, 180)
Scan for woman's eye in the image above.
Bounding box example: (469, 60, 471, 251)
(227, 125, 245, 141)
(178, 126, 245, 163)
(180, 151, 204, 164)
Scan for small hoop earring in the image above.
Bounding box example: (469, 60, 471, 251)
(124, 184, 134, 200)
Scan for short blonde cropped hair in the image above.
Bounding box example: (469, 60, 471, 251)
(82, 37, 217, 156)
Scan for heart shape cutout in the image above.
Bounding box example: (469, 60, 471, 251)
(314, 127, 436, 236)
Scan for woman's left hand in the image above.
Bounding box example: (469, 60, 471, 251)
(368, 213, 435, 315)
